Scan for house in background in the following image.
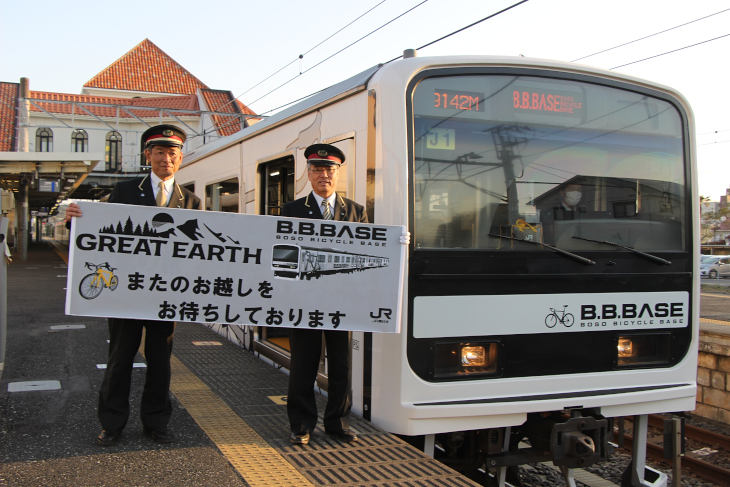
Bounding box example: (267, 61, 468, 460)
(1, 39, 257, 203)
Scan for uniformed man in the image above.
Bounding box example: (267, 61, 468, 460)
(282, 144, 364, 445)
(283, 143, 409, 445)
(65, 124, 201, 446)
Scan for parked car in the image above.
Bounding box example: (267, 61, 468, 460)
(700, 255, 730, 278)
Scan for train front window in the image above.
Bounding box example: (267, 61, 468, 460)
(411, 75, 686, 252)
(272, 246, 298, 263)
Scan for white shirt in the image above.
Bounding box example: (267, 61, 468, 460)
(150, 173, 174, 204)
(310, 192, 336, 219)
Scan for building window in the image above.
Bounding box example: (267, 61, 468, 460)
(36, 127, 53, 152)
(105, 131, 122, 171)
(71, 129, 88, 152)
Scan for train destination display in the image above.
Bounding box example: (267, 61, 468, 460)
(65, 202, 405, 333)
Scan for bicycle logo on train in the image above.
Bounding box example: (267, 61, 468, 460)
(544, 305, 574, 328)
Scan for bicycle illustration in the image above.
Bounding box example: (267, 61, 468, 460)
(79, 262, 119, 300)
(545, 305, 574, 328)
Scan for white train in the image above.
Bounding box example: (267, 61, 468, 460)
(176, 52, 699, 487)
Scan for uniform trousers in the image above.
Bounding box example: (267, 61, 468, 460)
(98, 318, 175, 432)
(287, 328, 351, 435)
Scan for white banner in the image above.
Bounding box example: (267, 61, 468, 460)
(413, 292, 689, 338)
(65, 202, 404, 333)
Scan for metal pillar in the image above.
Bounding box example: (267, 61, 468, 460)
(0, 215, 8, 380)
(17, 182, 28, 261)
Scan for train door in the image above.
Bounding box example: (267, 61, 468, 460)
(255, 156, 296, 365)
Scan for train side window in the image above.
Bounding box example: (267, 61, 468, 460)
(259, 156, 295, 215)
(206, 178, 239, 212)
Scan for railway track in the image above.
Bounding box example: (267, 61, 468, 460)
(616, 415, 730, 486)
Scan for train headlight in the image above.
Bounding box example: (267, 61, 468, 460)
(461, 346, 486, 366)
(616, 333, 671, 367)
(617, 338, 633, 357)
(432, 342, 499, 380)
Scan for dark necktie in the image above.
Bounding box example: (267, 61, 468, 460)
(322, 200, 332, 220)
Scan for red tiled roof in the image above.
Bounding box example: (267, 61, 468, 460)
(83, 39, 209, 95)
(29, 91, 199, 118)
(201, 89, 252, 136)
(0, 82, 19, 151)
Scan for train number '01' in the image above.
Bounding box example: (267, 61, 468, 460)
(427, 128, 455, 151)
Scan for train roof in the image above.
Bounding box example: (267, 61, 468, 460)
(181, 54, 692, 167)
(182, 64, 382, 166)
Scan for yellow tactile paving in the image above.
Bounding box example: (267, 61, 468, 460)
(700, 318, 730, 325)
(168, 354, 313, 486)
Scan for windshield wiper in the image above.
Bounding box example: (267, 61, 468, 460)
(572, 236, 672, 265)
(489, 234, 596, 265)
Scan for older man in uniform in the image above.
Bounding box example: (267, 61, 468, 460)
(283, 143, 409, 445)
(283, 144, 364, 445)
(65, 124, 201, 446)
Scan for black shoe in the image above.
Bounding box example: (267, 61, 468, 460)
(290, 432, 310, 445)
(143, 428, 175, 444)
(97, 429, 122, 446)
(326, 429, 358, 443)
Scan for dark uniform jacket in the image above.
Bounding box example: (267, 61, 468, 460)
(96, 174, 200, 434)
(109, 175, 201, 209)
(281, 191, 366, 222)
(281, 191, 366, 435)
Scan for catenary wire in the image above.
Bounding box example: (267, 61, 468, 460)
(611, 32, 730, 69)
(212, 0, 388, 113)
(258, 0, 530, 115)
(384, 0, 530, 64)
(246, 0, 429, 109)
(572, 7, 730, 62)
(698, 129, 730, 136)
(193, 0, 425, 138)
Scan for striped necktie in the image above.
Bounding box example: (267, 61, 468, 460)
(156, 181, 167, 207)
(322, 199, 332, 220)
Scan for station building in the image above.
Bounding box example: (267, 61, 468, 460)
(0, 39, 257, 254)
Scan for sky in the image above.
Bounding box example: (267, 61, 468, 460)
(2, 0, 729, 200)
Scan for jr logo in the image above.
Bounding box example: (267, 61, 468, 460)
(370, 308, 392, 320)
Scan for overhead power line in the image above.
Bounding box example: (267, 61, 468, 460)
(259, 0, 530, 115)
(572, 7, 730, 62)
(223, 0, 388, 111)
(247, 0, 430, 109)
(385, 0, 530, 64)
(610, 32, 730, 69)
(698, 129, 730, 136)
(698, 140, 730, 147)
(194, 2, 395, 140)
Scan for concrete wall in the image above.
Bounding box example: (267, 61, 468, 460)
(695, 326, 730, 423)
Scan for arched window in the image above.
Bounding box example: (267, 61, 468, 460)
(36, 127, 53, 152)
(105, 131, 122, 172)
(71, 129, 88, 152)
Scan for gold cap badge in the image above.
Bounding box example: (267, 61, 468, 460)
(163, 129, 173, 137)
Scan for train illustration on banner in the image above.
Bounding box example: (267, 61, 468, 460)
(272, 244, 389, 280)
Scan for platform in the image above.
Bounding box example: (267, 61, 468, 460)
(0, 242, 479, 486)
